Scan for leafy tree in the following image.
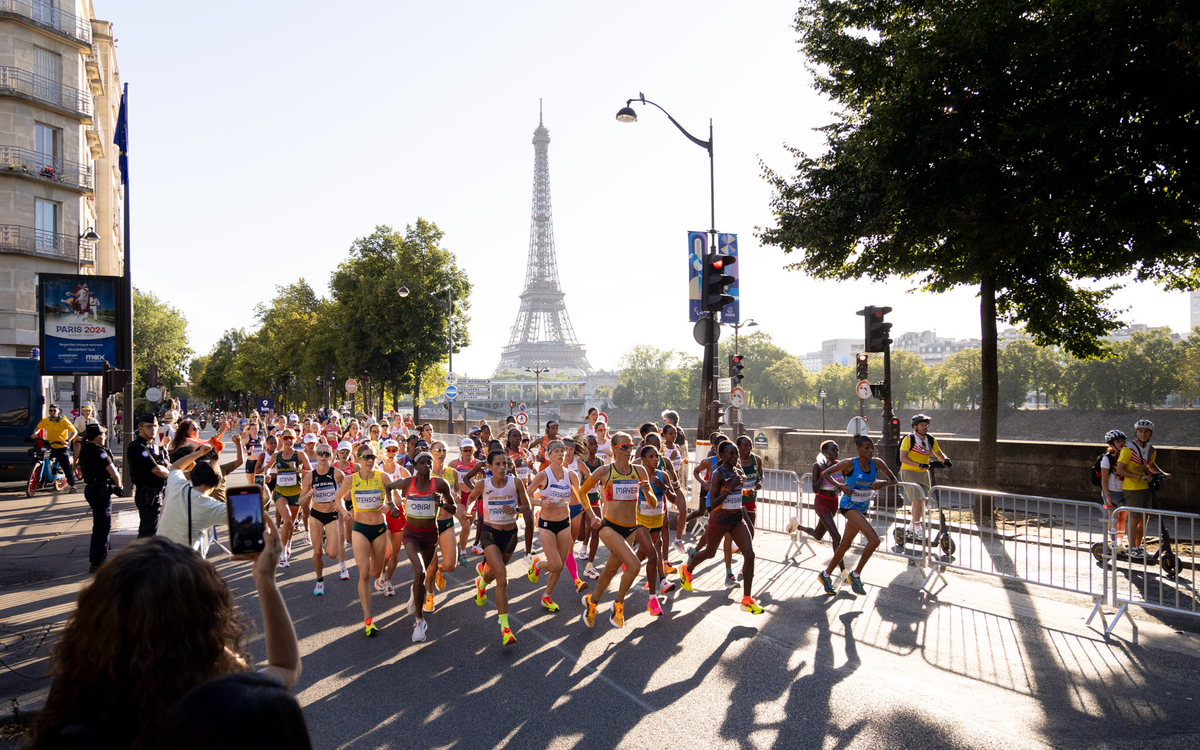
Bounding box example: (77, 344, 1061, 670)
(998, 341, 1037, 410)
(942, 349, 983, 410)
(761, 0, 1200, 487)
(1118, 329, 1182, 407)
(888, 350, 928, 409)
(132, 289, 193, 403)
(1029, 346, 1064, 408)
(759, 356, 812, 406)
(815, 363, 855, 409)
(1180, 329, 1200, 403)
(717, 331, 791, 407)
(616, 346, 688, 409)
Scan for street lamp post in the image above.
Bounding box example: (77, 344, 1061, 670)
(76, 227, 99, 274)
(726, 318, 757, 357)
(399, 282, 455, 433)
(524, 364, 549, 433)
(616, 93, 721, 442)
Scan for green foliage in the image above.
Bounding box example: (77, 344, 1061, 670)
(815, 364, 855, 409)
(758, 356, 812, 406)
(940, 349, 983, 410)
(132, 288, 192, 399)
(614, 346, 693, 410)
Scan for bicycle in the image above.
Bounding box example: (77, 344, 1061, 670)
(26, 438, 69, 497)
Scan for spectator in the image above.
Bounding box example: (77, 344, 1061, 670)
(1115, 419, 1170, 558)
(71, 403, 99, 468)
(1099, 429, 1127, 547)
(30, 532, 300, 750)
(157, 673, 312, 750)
(158, 445, 226, 548)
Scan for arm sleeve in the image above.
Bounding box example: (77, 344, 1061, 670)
(899, 435, 912, 453)
(930, 438, 941, 453)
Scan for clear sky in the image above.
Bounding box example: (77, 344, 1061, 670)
(103, 0, 1191, 379)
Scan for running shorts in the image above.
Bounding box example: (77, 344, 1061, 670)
(538, 517, 570, 534)
(402, 524, 439, 548)
(705, 511, 745, 543)
(481, 524, 518, 555)
(310, 507, 337, 525)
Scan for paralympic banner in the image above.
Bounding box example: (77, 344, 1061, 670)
(688, 231, 706, 322)
(718, 233, 740, 325)
(39, 274, 124, 374)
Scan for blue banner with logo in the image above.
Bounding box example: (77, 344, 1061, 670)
(257, 398, 275, 414)
(718, 233, 739, 324)
(688, 231, 706, 322)
(39, 275, 121, 374)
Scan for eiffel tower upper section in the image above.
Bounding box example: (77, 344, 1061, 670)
(495, 106, 592, 375)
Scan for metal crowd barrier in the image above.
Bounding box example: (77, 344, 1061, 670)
(924, 486, 1110, 625)
(756, 468, 804, 536)
(1106, 507, 1199, 641)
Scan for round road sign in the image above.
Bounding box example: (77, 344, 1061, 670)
(515, 412, 529, 426)
(856, 380, 872, 400)
(518, 402, 527, 413)
(729, 387, 745, 408)
(847, 416, 868, 436)
(345, 378, 358, 394)
(144, 387, 162, 403)
(445, 372, 458, 386)
(818, 388, 827, 399)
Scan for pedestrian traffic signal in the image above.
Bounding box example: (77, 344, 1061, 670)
(858, 305, 893, 352)
(889, 417, 901, 442)
(702, 252, 737, 312)
(855, 352, 869, 381)
(869, 382, 889, 401)
(729, 354, 745, 385)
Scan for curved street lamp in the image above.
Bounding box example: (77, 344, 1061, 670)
(398, 281, 456, 433)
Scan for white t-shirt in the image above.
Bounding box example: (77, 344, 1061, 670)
(1100, 454, 1123, 493)
(159, 470, 228, 547)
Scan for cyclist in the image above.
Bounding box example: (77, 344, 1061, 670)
(1115, 419, 1170, 559)
(1098, 430, 1127, 547)
(897, 414, 949, 534)
(32, 404, 77, 493)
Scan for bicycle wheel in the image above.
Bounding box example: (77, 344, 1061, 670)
(26, 464, 38, 497)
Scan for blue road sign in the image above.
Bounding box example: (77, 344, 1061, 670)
(444, 385, 458, 402)
(518, 402, 527, 413)
(257, 398, 275, 413)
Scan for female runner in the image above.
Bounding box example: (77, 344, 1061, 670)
(817, 435, 896, 596)
(526, 440, 586, 612)
(593, 421, 613, 464)
(261, 429, 311, 566)
(423, 440, 461, 605)
(797, 440, 846, 573)
(577, 432, 653, 629)
(332, 443, 390, 636)
(662, 423, 690, 555)
(634, 443, 679, 614)
(449, 437, 480, 559)
(384, 451, 456, 642)
(578, 434, 605, 578)
(639, 432, 682, 579)
(467, 450, 533, 646)
(679, 441, 764, 614)
(377, 441, 410, 598)
(300, 443, 348, 594)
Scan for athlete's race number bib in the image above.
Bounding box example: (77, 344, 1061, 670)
(355, 490, 383, 510)
(406, 496, 436, 519)
(851, 488, 874, 505)
(312, 486, 337, 504)
(517, 467, 531, 480)
(638, 493, 663, 516)
(610, 479, 640, 503)
(722, 492, 742, 511)
(276, 472, 298, 487)
(484, 498, 516, 524)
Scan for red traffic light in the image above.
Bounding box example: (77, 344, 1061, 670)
(712, 259, 724, 270)
(856, 353, 869, 363)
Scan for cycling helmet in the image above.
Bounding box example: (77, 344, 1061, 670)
(911, 414, 931, 427)
(1105, 429, 1126, 444)
(1134, 419, 1154, 430)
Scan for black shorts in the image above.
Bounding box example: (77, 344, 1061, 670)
(481, 524, 518, 555)
(601, 518, 637, 539)
(538, 516, 570, 534)
(437, 517, 454, 535)
(310, 507, 337, 525)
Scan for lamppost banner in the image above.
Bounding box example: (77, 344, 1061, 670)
(718, 233, 739, 325)
(38, 274, 125, 374)
(687, 231, 706, 322)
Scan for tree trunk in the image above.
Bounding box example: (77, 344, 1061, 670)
(413, 373, 422, 424)
(978, 274, 998, 522)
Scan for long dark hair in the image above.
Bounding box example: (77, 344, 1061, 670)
(31, 538, 250, 750)
(156, 673, 312, 750)
(169, 419, 199, 453)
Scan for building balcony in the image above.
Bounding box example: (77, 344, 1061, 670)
(86, 117, 104, 159)
(0, 0, 91, 47)
(83, 53, 103, 97)
(0, 67, 92, 120)
(0, 224, 95, 265)
(0, 145, 92, 193)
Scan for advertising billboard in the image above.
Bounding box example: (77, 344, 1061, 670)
(38, 274, 125, 375)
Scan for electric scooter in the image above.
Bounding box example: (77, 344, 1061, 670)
(892, 505, 957, 556)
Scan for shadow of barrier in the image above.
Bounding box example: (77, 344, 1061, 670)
(1107, 507, 1200, 643)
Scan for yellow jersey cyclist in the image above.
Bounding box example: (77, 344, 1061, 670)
(1115, 419, 1170, 559)
(897, 414, 950, 535)
(32, 404, 78, 493)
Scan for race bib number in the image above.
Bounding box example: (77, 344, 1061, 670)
(355, 490, 382, 510)
(485, 497, 515, 524)
(312, 486, 337, 504)
(851, 488, 874, 505)
(406, 496, 436, 518)
(517, 466, 531, 480)
(638, 493, 663, 516)
(610, 478, 640, 503)
(722, 492, 742, 511)
(276, 472, 298, 487)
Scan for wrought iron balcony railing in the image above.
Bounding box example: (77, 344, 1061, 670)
(0, 66, 92, 119)
(0, 145, 92, 192)
(0, 0, 91, 46)
(0, 223, 94, 264)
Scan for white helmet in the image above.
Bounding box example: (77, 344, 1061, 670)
(1134, 419, 1154, 431)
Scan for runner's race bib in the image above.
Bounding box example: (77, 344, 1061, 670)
(406, 495, 436, 518)
(355, 490, 382, 510)
(276, 472, 298, 487)
(484, 497, 515, 524)
(638, 492, 663, 516)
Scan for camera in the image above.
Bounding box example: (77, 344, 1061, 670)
(226, 486, 265, 555)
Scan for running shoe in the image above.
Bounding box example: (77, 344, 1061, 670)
(740, 596, 764, 614)
(339, 567, 350, 581)
(574, 578, 588, 593)
(582, 594, 596, 627)
(384, 581, 396, 597)
(278, 554, 289, 568)
(501, 627, 517, 646)
(724, 574, 737, 588)
(424, 593, 435, 613)
(364, 618, 378, 637)
(302, 532, 311, 546)
(475, 576, 488, 606)
(680, 564, 693, 591)
(610, 601, 625, 628)
(848, 572, 866, 596)
(374, 576, 385, 592)
(575, 547, 588, 561)
(541, 595, 560, 612)
(458, 552, 469, 568)
(647, 597, 663, 617)
(412, 618, 428, 643)
(659, 578, 676, 594)
(471, 543, 484, 555)
(476, 561, 488, 578)
(313, 581, 325, 596)
(817, 571, 836, 595)
(584, 564, 599, 579)
(662, 562, 677, 575)
(435, 571, 446, 591)
(527, 557, 542, 583)
(673, 539, 687, 555)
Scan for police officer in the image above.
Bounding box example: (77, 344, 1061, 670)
(79, 424, 123, 573)
(129, 413, 170, 538)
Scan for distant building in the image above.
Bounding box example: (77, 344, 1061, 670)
(820, 338, 864, 368)
(800, 351, 822, 373)
(1102, 323, 1179, 344)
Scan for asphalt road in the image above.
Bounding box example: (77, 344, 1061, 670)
(4, 433, 1200, 749)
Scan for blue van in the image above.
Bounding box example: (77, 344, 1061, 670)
(0, 357, 48, 482)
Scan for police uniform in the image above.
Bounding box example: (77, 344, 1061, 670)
(128, 433, 169, 537)
(79, 440, 115, 568)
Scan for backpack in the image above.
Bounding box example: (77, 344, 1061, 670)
(1091, 451, 1115, 488)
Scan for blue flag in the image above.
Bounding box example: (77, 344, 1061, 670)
(113, 86, 128, 185)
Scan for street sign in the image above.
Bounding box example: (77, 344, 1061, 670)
(459, 378, 491, 385)
(753, 432, 769, 450)
(818, 388, 827, 399)
(729, 386, 745, 408)
(444, 385, 458, 402)
(258, 398, 275, 413)
(856, 380, 872, 400)
(518, 403, 527, 413)
(144, 387, 161, 403)
(345, 378, 357, 394)
(692, 317, 719, 346)
(847, 416, 868, 436)
(444, 372, 458, 385)
(716, 377, 733, 394)
(515, 412, 529, 426)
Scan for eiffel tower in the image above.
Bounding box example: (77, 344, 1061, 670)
(495, 104, 592, 374)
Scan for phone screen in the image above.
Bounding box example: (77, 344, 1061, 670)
(226, 486, 265, 555)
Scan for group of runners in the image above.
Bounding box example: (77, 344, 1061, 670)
(207, 406, 775, 646)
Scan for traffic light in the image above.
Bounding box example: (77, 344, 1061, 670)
(729, 354, 745, 385)
(889, 417, 901, 443)
(858, 305, 893, 352)
(702, 252, 737, 312)
(869, 382, 889, 400)
(855, 352, 869, 382)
